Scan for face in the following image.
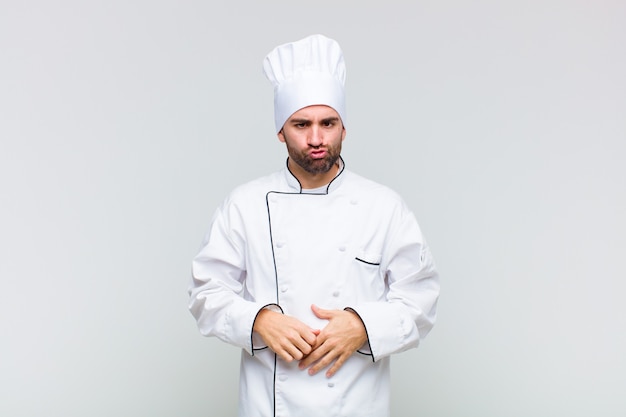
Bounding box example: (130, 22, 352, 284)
(278, 105, 346, 180)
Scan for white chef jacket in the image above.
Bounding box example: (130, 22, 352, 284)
(189, 159, 439, 417)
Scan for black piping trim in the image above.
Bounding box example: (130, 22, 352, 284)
(272, 352, 277, 416)
(344, 307, 375, 362)
(265, 194, 282, 417)
(355, 257, 381, 266)
(325, 155, 345, 194)
(284, 156, 346, 195)
(284, 157, 303, 193)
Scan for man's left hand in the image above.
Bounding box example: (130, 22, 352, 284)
(298, 304, 367, 378)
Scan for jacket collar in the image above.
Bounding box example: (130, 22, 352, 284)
(283, 156, 346, 194)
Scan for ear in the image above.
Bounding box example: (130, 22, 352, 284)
(341, 127, 347, 141)
(277, 129, 286, 143)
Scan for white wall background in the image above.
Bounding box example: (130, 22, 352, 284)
(1, 1, 624, 416)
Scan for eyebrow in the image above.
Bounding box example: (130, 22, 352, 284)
(289, 118, 310, 124)
(289, 117, 340, 124)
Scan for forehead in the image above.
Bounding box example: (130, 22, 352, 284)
(288, 105, 340, 121)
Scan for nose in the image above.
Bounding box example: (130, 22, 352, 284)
(308, 125, 323, 147)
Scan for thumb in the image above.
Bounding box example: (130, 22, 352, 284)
(311, 304, 333, 319)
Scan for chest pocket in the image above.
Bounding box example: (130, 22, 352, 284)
(350, 250, 385, 301)
(355, 251, 381, 266)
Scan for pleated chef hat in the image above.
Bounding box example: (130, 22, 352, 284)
(263, 34, 346, 133)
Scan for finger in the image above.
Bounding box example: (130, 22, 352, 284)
(292, 336, 314, 356)
(305, 342, 340, 376)
(278, 335, 309, 361)
(301, 328, 319, 346)
(275, 348, 295, 363)
(311, 304, 334, 320)
(308, 329, 327, 351)
(325, 352, 349, 378)
(298, 341, 329, 370)
(308, 349, 336, 376)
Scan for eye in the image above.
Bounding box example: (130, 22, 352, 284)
(322, 118, 338, 128)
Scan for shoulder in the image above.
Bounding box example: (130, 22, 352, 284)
(220, 170, 283, 208)
(343, 170, 406, 205)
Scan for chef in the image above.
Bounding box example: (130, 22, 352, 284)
(188, 34, 440, 417)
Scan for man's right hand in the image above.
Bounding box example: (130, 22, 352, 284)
(253, 309, 319, 362)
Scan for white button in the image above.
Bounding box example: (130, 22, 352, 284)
(276, 241, 284, 248)
(350, 199, 358, 205)
(327, 382, 334, 388)
(338, 246, 346, 252)
(281, 286, 289, 293)
(332, 291, 340, 297)
(279, 374, 288, 381)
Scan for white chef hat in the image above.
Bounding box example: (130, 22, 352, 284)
(263, 34, 346, 133)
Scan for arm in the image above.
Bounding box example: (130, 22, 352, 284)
(349, 206, 440, 361)
(188, 202, 269, 354)
(188, 200, 319, 357)
(298, 204, 438, 376)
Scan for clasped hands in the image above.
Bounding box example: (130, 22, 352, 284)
(253, 304, 367, 378)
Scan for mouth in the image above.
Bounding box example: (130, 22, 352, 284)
(309, 149, 327, 159)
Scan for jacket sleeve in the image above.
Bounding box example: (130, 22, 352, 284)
(188, 200, 269, 355)
(348, 203, 440, 361)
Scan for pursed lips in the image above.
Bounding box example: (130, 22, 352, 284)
(309, 149, 327, 159)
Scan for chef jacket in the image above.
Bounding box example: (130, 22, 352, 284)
(189, 159, 439, 417)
